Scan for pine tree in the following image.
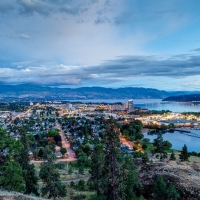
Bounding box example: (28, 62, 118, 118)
(153, 175, 179, 200)
(0, 127, 25, 192)
(179, 144, 190, 161)
(0, 161, 25, 192)
(122, 157, 139, 200)
(89, 144, 105, 196)
(39, 146, 67, 200)
(153, 175, 168, 200)
(104, 118, 124, 200)
(153, 133, 167, 160)
(167, 184, 180, 200)
(170, 151, 176, 161)
(16, 130, 39, 195)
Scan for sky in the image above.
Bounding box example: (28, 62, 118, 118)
(1, 0, 200, 91)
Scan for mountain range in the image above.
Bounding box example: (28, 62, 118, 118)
(0, 84, 198, 101)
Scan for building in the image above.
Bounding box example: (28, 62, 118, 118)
(128, 99, 134, 112)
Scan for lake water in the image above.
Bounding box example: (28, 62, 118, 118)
(68, 99, 200, 112)
(144, 130, 200, 152)
(68, 99, 200, 151)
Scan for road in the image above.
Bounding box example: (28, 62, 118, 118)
(56, 121, 77, 162)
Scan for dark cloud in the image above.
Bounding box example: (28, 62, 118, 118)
(85, 54, 200, 79)
(0, 0, 92, 17)
(1, 53, 200, 86)
(191, 48, 200, 52)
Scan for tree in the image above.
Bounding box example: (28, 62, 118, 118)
(77, 179, 85, 191)
(179, 144, 190, 161)
(153, 175, 168, 200)
(16, 129, 39, 195)
(153, 175, 179, 200)
(78, 166, 84, 175)
(153, 133, 168, 160)
(0, 161, 25, 192)
(60, 148, 67, 157)
(103, 118, 124, 200)
(39, 146, 67, 199)
(122, 157, 139, 200)
(167, 184, 180, 200)
(0, 128, 25, 192)
(170, 151, 176, 161)
(89, 144, 105, 196)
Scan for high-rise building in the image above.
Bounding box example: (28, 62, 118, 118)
(123, 101, 128, 110)
(128, 99, 134, 112)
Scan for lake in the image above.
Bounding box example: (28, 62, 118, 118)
(68, 98, 200, 151)
(144, 130, 200, 152)
(68, 99, 200, 112)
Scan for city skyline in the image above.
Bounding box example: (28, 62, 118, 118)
(1, 0, 200, 90)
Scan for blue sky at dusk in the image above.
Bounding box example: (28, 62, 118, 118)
(1, 0, 200, 90)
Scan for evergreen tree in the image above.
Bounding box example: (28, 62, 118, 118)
(170, 151, 176, 161)
(179, 144, 190, 161)
(153, 175, 179, 200)
(0, 161, 25, 192)
(122, 156, 139, 200)
(153, 175, 168, 200)
(103, 118, 124, 200)
(153, 133, 167, 160)
(39, 146, 67, 199)
(89, 144, 105, 196)
(167, 184, 180, 200)
(16, 129, 39, 195)
(0, 127, 25, 192)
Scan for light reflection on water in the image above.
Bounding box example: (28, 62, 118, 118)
(68, 99, 200, 112)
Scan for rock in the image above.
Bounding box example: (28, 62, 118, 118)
(139, 162, 200, 200)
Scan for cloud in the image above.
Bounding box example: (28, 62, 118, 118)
(17, 0, 53, 16)
(191, 48, 200, 52)
(1, 53, 200, 86)
(20, 33, 30, 39)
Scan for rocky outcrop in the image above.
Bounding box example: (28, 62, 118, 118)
(139, 161, 200, 200)
(0, 190, 47, 200)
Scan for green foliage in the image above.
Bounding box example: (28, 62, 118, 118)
(48, 129, 60, 137)
(153, 133, 170, 160)
(60, 147, 67, 156)
(153, 175, 180, 200)
(78, 166, 84, 175)
(104, 118, 124, 199)
(0, 161, 25, 192)
(16, 130, 39, 195)
(77, 179, 85, 191)
(77, 151, 90, 167)
(179, 144, 190, 161)
(170, 151, 176, 161)
(121, 120, 143, 141)
(89, 144, 105, 196)
(39, 146, 67, 199)
(82, 143, 92, 156)
(56, 162, 66, 170)
(0, 128, 25, 192)
(122, 157, 139, 200)
(167, 184, 180, 200)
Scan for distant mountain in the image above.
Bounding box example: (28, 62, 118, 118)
(0, 84, 191, 101)
(163, 94, 200, 102)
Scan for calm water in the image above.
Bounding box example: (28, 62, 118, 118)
(68, 98, 200, 151)
(68, 99, 200, 112)
(144, 130, 200, 152)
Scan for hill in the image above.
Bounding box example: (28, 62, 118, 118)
(163, 94, 200, 102)
(0, 84, 187, 101)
